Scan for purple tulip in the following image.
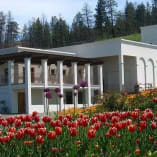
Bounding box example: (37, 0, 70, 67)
(73, 85, 80, 90)
(54, 88, 61, 93)
(80, 81, 88, 88)
(44, 88, 50, 93)
(58, 93, 63, 98)
(45, 92, 52, 99)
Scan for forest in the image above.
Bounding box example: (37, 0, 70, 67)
(0, 0, 157, 49)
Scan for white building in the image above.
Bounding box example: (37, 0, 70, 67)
(0, 25, 157, 114)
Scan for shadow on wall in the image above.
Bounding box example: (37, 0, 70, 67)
(0, 100, 8, 114)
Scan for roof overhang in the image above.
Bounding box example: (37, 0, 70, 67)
(0, 46, 104, 65)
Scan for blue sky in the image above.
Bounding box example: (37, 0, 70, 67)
(0, 0, 151, 27)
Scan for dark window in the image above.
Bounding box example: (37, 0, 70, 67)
(78, 91, 83, 104)
(65, 91, 72, 104)
(23, 67, 35, 83)
(51, 69, 55, 75)
(31, 68, 35, 83)
(4, 68, 8, 83)
(23, 67, 25, 83)
(63, 70, 66, 75)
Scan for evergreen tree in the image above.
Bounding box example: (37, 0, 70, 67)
(33, 18, 43, 48)
(53, 17, 70, 47)
(125, 1, 137, 34)
(145, 2, 152, 25)
(95, 0, 110, 38)
(71, 12, 88, 42)
(136, 3, 146, 30)
(152, 0, 157, 24)
(115, 12, 126, 36)
(106, 0, 117, 37)
(0, 12, 6, 48)
(5, 11, 18, 47)
(42, 21, 51, 48)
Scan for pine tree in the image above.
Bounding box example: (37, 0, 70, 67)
(42, 21, 51, 48)
(95, 0, 108, 38)
(106, 0, 117, 37)
(114, 12, 126, 36)
(136, 3, 146, 30)
(145, 2, 152, 25)
(125, 1, 137, 34)
(72, 12, 88, 42)
(0, 12, 6, 48)
(5, 11, 18, 47)
(152, 0, 157, 24)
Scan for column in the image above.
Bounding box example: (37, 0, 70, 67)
(118, 55, 125, 91)
(85, 64, 91, 106)
(154, 65, 156, 88)
(98, 64, 103, 96)
(72, 62, 78, 84)
(57, 61, 64, 111)
(8, 60, 14, 113)
(24, 58, 31, 114)
(42, 59, 48, 113)
(72, 62, 78, 107)
(136, 57, 140, 84)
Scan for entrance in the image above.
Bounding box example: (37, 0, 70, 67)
(18, 92, 26, 113)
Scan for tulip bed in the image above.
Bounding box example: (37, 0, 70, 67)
(0, 109, 157, 157)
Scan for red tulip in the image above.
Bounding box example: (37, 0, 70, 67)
(88, 129, 96, 139)
(55, 127, 62, 136)
(52, 147, 57, 152)
(109, 127, 117, 136)
(135, 149, 140, 154)
(48, 131, 56, 140)
(151, 121, 157, 129)
(128, 125, 136, 132)
(36, 135, 44, 144)
(69, 127, 78, 137)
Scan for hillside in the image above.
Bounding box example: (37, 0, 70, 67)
(121, 33, 141, 42)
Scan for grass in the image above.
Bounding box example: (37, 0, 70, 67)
(121, 33, 141, 42)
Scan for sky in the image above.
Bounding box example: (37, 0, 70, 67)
(0, 0, 151, 28)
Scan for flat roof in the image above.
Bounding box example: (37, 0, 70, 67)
(0, 46, 75, 57)
(0, 46, 103, 65)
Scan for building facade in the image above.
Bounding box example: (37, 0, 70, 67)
(0, 25, 157, 114)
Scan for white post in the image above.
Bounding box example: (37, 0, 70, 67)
(8, 60, 14, 113)
(98, 64, 103, 96)
(57, 61, 64, 111)
(154, 65, 156, 88)
(118, 55, 125, 91)
(85, 64, 91, 106)
(72, 62, 78, 108)
(136, 57, 140, 85)
(42, 59, 48, 113)
(24, 58, 31, 114)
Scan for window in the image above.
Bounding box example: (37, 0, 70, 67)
(65, 91, 72, 104)
(31, 68, 35, 83)
(63, 70, 66, 75)
(23, 67, 25, 83)
(23, 67, 35, 83)
(51, 69, 55, 75)
(78, 91, 83, 104)
(4, 68, 8, 83)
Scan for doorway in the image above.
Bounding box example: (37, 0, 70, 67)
(18, 92, 26, 113)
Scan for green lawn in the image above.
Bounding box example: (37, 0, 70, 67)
(121, 33, 141, 42)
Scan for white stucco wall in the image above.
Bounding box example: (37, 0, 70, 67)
(103, 56, 119, 90)
(124, 56, 137, 92)
(141, 25, 157, 45)
(121, 40, 157, 88)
